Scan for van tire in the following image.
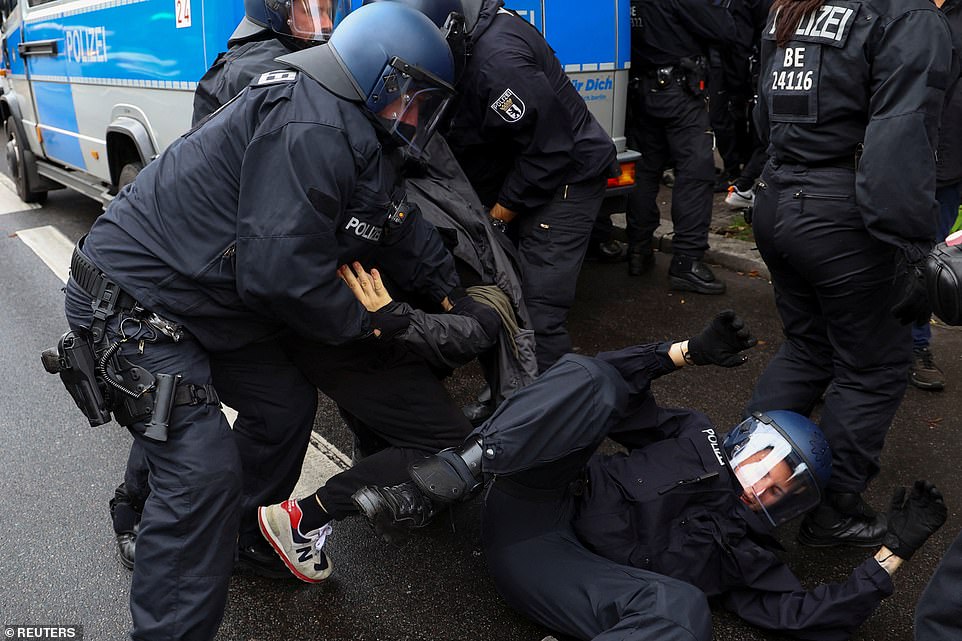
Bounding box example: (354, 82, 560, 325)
(117, 161, 144, 191)
(6, 117, 47, 204)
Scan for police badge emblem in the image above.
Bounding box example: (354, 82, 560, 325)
(491, 88, 526, 122)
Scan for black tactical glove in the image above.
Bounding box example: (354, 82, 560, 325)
(369, 301, 411, 340)
(892, 258, 931, 326)
(881, 480, 947, 560)
(686, 310, 758, 367)
(450, 296, 502, 342)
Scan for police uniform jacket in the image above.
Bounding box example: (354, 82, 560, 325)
(573, 346, 894, 641)
(445, 0, 616, 212)
(936, 0, 962, 188)
(755, 0, 955, 262)
(630, 0, 738, 68)
(82, 70, 459, 352)
(191, 38, 293, 125)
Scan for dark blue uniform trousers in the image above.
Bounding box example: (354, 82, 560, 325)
(65, 281, 242, 641)
(474, 355, 712, 641)
(515, 177, 606, 373)
(123, 338, 319, 550)
(746, 162, 912, 493)
(625, 79, 715, 259)
(915, 527, 962, 641)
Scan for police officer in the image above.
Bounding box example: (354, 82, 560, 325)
(191, 0, 344, 121)
(57, 4, 459, 639)
(443, 0, 618, 373)
(107, 0, 348, 578)
(355, 313, 947, 641)
(746, 0, 954, 547)
(624, 0, 737, 292)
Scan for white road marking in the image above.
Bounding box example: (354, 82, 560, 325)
(16, 225, 73, 283)
(17, 223, 349, 497)
(0, 173, 41, 214)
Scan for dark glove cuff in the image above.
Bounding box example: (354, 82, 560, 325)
(446, 287, 468, 305)
(881, 533, 915, 561)
(369, 301, 410, 340)
(685, 336, 709, 366)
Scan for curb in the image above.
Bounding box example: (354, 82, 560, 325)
(609, 213, 771, 281)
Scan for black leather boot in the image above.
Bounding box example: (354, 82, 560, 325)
(668, 255, 726, 295)
(353, 481, 438, 545)
(627, 246, 655, 276)
(108, 483, 141, 570)
(797, 491, 888, 548)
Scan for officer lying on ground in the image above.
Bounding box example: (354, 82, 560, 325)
(353, 311, 947, 641)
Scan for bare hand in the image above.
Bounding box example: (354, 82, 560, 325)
(338, 262, 392, 312)
(490, 203, 518, 224)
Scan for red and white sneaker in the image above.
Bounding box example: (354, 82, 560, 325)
(257, 499, 333, 583)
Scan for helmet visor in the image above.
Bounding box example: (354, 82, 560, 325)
(723, 416, 822, 527)
(288, 0, 346, 41)
(366, 57, 454, 157)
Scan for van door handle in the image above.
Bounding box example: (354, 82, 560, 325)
(19, 39, 59, 56)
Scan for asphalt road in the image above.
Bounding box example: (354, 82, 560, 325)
(2, 183, 960, 641)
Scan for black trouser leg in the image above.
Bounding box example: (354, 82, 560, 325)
(209, 338, 318, 547)
(482, 486, 712, 641)
(517, 178, 606, 372)
(626, 80, 713, 259)
(66, 281, 242, 641)
(747, 163, 911, 493)
(285, 340, 472, 519)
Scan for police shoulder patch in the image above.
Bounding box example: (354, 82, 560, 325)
(491, 88, 526, 123)
(253, 70, 298, 86)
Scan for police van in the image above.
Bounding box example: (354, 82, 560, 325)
(0, 0, 633, 206)
(0, 0, 243, 204)
(506, 0, 638, 196)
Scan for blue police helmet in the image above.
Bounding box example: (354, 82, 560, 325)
(361, 0, 463, 28)
(232, 0, 351, 44)
(278, 2, 456, 155)
(722, 411, 832, 527)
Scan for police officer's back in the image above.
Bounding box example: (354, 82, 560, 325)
(747, 0, 954, 548)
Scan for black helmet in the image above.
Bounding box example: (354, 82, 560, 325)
(231, 0, 351, 44)
(278, 2, 456, 156)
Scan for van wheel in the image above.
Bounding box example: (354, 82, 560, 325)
(117, 161, 144, 192)
(5, 117, 47, 204)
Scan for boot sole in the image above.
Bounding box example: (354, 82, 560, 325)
(796, 530, 884, 549)
(909, 377, 945, 391)
(669, 276, 727, 295)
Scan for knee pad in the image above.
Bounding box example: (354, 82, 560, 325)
(409, 444, 482, 504)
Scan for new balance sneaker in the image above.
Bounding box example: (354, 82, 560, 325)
(909, 348, 945, 391)
(257, 500, 333, 583)
(353, 481, 437, 545)
(725, 185, 755, 209)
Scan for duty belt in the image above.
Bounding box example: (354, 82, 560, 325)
(70, 236, 184, 344)
(70, 236, 139, 343)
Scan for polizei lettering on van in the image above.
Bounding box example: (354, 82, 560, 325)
(345, 217, 382, 242)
